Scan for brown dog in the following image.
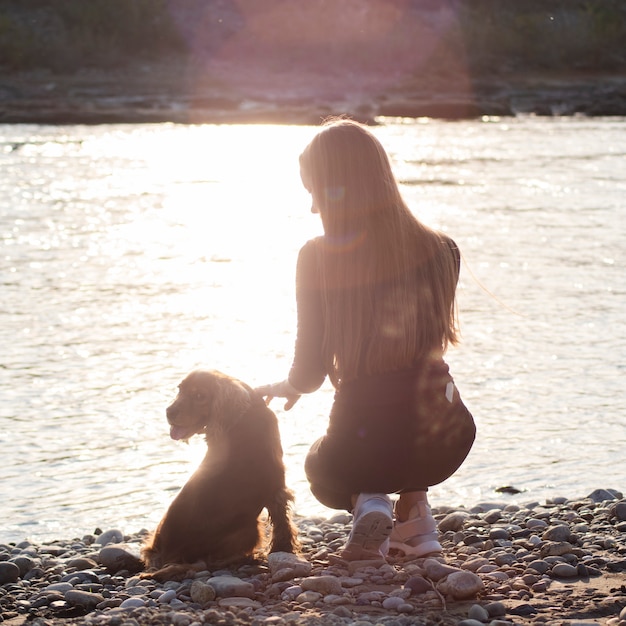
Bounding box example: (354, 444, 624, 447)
(141, 369, 298, 581)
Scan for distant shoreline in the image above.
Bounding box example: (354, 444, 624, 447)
(1, 65, 626, 125)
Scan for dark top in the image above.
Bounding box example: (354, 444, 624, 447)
(288, 235, 460, 397)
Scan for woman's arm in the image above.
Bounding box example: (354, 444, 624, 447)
(255, 239, 326, 409)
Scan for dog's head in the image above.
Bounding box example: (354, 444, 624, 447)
(166, 370, 251, 442)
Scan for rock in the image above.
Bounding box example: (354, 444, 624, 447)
(526, 518, 548, 529)
(423, 558, 460, 581)
(296, 590, 322, 603)
(347, 558, 386, 574)
(190, 579, 216, 604)
(95, 529, 124, 545)
(0, 561, 20, 584)
(587, 489, 620, 503)
(485, 601, 507, 617)
(267, 551, 312, 581)
(483, 509, 502, 523)
(510, 603, 538, 616)
(46, 582, 73, 593)
(119, 597, 146, 608)
(64, 589, 105, 610)
(489, 527, 510, 540)
(468, 604, 490, 621)
(218, 596, 261, 609)
(439, 511, 470, 532)
(462, 557, 490, 572)
(10, 556, 36, 577)
(551, 563, 579, 578)
(404, 575, 432, 595)
(300, 575, 343, 595)
(613, 501, 626, 521)
(382, 596, 405, 610)
(438, 570, 484, 599)
(323, 594, 351, 605)
(67, 557, 98, 571)
(97, 543, 143, 573)
(541, 541, 574, 557)
(207, 574, 255, 598)
(527, 559, 550, 574)
(157, 589, 177, 603)
(1, 493, 625, 624)
(328, 513, 352, 525)
(542, 525, 571, 542)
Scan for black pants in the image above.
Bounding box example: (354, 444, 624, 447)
(305, 361, 476, 511)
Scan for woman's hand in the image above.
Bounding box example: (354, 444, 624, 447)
(255, 379, 302, 411)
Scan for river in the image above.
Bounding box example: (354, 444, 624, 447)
(1, 116, 624, 544)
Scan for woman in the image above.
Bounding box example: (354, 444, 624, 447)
(256, 119, 476, 561)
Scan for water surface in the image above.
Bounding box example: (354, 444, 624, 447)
(1, 117, 624, 543)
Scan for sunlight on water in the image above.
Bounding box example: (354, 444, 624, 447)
(1, 118, 625, 543)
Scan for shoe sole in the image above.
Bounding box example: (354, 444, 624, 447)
(388, 538, 443, 558)
(341, 511, 393, 561)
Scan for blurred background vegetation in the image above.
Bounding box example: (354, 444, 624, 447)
(0, 0, 624, 75)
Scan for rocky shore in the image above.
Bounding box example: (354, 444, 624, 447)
(1, 63, 626, 125)
(1, 488, 625, 626)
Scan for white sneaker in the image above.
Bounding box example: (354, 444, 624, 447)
(340, 493, 393, 561)
(389, 500, 442, 558)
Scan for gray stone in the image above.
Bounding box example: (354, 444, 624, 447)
(268, 551, 312, 581)
(45, 582, 73, 593)
(382, 596, 405, 610)
(95, 529, 124, 545)
(542, 524, 571, 542)
(551, 562, 579, 578)
(323, 594, 351, 605)
(64, 589, 105, 610)
(489, 527, 510, 540)
(484, 601, 507, 616)
(158, 589, 177, 603)
(483, 509, 502, 524)
(190, 579, 216, 604)
(97, 543, 142, 573)
(300, 575, 342, 595)
(468, 603, 490, 621)
(67, 557, 98, 571)
(119, 597, 146, 608)
(587, 488, 620, 503)
(218, 596, 261, 609)
(527, 559, 550, 574)
(438, 570, 484, 599)
(541, 541, 574, 557)
(0, 561, 20, 584)
(296, 590, 322, 603)
(462, 557, 490, 572)
(439, 511, 470, 533)
(614, 501, 626, 521)
(423, 557, 461, 581)
(9, 556, 36, 577)
(404, 575, 432, 595)
(207, 574, 255, 598)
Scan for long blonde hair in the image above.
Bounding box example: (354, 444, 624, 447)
(299, 119, 459, 387)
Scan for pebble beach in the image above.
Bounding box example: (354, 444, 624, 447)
(1, 489, 625, 626)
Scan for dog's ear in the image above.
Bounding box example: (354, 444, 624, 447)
(209, 375, 251, 426)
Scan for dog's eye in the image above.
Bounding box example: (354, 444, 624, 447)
(195, 392, 205, 401)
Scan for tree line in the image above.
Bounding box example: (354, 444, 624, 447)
(1, 0, 624, 74)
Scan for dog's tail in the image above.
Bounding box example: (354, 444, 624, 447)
(267, 487, 300, 554)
